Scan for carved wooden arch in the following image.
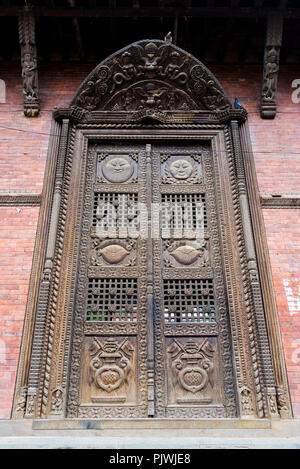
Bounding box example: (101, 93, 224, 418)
(70, 39, 231, 115)
(12, 39, 292, 422)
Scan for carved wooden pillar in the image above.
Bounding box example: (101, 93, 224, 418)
(18, 8, 40, 117)
(260, 14, 283, 119)
(231, 120, 279, 418)
(24, 119, 70, 418)
(145, 144, 155, 417)
(239, 121, 293, 418)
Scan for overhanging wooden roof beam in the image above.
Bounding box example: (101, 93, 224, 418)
(1, 7, 300, 19)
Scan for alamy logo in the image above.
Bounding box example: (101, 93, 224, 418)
(291, 79, 300, 104)
(0, 79, 6, 103)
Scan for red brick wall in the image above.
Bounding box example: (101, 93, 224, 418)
(0, 207, 39, 419)
(0, 64, 90, 193)
(263, 209, 300, 418)
(0, 61, 299, 418)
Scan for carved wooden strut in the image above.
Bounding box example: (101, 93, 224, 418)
(18, 8, 40, 117)
(261, 15, 283, 119)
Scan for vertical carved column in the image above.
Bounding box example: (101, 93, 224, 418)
(24, 120, 69, 418)
(261, 14, 283, 119)
(146, 144, 155, 417)
(231, 120, 279, 418)
(18, 8, 40, 117)
(239, 121, 292, 418)
(12, 119, 61, 419)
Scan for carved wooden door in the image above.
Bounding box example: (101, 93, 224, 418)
(67, 141, 236, 419)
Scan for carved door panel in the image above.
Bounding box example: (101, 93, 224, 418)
(67, 144, 150, 418)
(152, 144, 236, 418)
(67, 142, 236, 419)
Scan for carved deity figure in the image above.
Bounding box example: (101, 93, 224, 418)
(134, 82, 168, 109)
(77, 80, 97, 108)
(160, 51, 188, 84)
(51, 387, 64, 414)
(263, 47, 279, 101)
(113, 51, 139, 87)
(22, 52, 37, 99)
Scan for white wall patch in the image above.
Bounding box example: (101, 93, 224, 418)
(283, 278, 300, 316)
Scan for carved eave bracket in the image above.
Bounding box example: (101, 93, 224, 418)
(18, 8, 40, 117)
(261, 15, 283, 119)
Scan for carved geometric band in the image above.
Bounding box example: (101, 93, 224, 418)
(164, 323, 218, 336)
(84, 322, 138, 335)
(260, 196, 300, 208)
(0, 193, 41, 206)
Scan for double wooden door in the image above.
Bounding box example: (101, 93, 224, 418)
(67, 141, 236, 419)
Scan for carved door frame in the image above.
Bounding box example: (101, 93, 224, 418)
(12, 40, 292, 420)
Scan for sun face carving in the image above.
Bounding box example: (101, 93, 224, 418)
(162, 155, 201, 184)
(169, 159, 193, 180)
(102, 156, 134, 183)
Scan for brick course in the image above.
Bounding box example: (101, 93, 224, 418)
(0, 61, 299, 417)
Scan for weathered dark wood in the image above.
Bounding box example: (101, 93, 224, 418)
(261, 14, 283, 118)
(1, 7, 300, 18)
(68, 0, 84, 62)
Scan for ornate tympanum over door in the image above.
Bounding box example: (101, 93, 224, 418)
(67, 141, 235, 419)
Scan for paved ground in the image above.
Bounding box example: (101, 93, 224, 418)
(0, 419, 299, 449)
